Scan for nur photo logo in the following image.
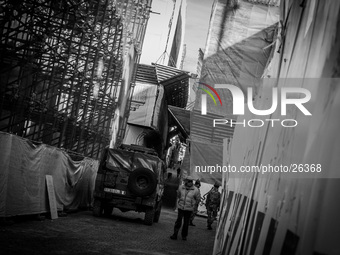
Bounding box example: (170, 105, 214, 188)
(198, 83, 312, 128)
(197, 82, 222, 115)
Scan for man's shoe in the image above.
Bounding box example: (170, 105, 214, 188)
(170, 235, 177, 240)
(189, 222, 195, 226)
(207, 225, 212, 230)
(182, 236, 187, 241)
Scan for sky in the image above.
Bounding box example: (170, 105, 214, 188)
(140, 0, 215, 74)
(182, 0, 215, 73)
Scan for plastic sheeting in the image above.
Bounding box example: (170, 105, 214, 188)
(127, 84, 168, 155)
(190, 141, 223, 183)
(0, 132, 98, 217)
(127, 83, 158, 127)
(106, 148, 163, 178)
(190, 0, 279, 185)
(213, 0, 340, 254)
(199, 0, 280, 116)
(122, 124, 150, 146)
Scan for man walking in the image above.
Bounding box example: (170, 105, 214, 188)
(189, 179, 201, 226)
(170, 176, 200, 241)
(205, 182, 221, 230)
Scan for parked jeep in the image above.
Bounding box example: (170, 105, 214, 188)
(93, 144, 166, 225)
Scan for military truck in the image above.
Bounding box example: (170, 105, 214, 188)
(92, 144, 166, 225)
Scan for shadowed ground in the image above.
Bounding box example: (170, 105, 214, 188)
(0, 206, 216, 255)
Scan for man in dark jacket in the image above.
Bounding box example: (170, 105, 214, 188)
(170, 176, 200, 241)
(206, 181, 221, 230)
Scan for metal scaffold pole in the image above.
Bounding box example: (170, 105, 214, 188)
(0, 0, 152, 159)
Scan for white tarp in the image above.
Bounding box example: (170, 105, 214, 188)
(191, 0, 280, 187)
(0, 132, 98, 217)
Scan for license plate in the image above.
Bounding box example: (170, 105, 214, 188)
(104, 188, 126, 195)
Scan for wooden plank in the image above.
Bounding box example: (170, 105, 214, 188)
(46, 175, 58, 220)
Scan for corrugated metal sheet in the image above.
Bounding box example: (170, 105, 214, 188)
(246, 0, 280, 7)
(190, 110, 235, 145)
(213, 0, 340, 254)
(154, 63, 190, 82)
(135, 63, 190, 107)
(135, 64, 158, 85)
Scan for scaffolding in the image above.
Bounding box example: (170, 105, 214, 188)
(0, 0, 150, 159)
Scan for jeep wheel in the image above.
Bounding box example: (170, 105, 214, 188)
(153, 200, 162, 223)
(93, 199, 102, 217)
(144, 207, 155, 226)
(128, 168, 157, 197)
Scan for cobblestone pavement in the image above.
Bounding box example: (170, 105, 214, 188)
(0, 207, 216, 255)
